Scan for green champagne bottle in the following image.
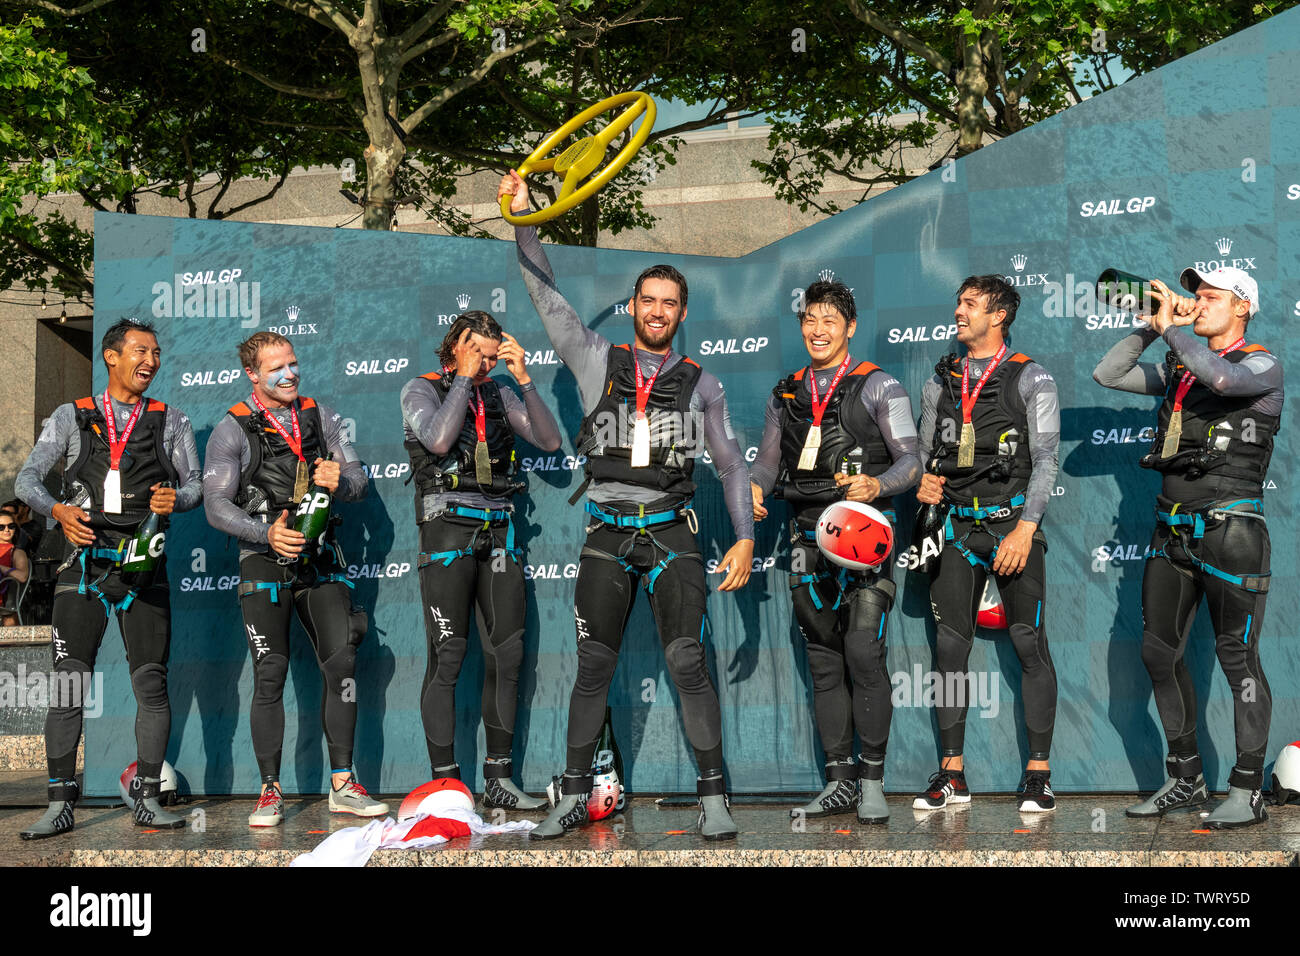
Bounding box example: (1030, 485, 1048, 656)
(592, 706, 626, 811)
(1096, 268, 1157, 316)
(292, 456, 332, 552)
(119, 484, 168, 590)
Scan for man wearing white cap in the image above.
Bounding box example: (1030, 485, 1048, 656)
(1093, 265, 1284, 829)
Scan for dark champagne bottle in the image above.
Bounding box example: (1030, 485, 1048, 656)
(292, 456, 332, 552)
(592, 706, 626, 811)
(119, 483, 168, 590)
(1096, 269, 1157, 316)
(909, 460, 948, 574)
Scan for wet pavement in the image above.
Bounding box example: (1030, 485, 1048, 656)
(2, 771, 1296, 866)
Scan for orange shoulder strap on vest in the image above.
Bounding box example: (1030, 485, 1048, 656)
(146, 399, 166, 413)
(1239, 343, 1270, 355)
(298, 396, 317, 411)
(1008, 352, 1031, 364)
(849, 361, 879, 376)
(74, 396, 96, 411)
(422, 371, 443, 381)
(228, 402, 252, 418)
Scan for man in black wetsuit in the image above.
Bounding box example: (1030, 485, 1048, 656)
(914, 275, 1060, 813)
(204, 331, 386, 827)
(401, 311, 562, 809)
(500, 171, 755, 841)
(1094, 267, 1283, 829)
(750, 280, 920, 825)
(16, 318, 202, 839)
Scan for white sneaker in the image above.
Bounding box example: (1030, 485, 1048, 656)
(248, 785, 283, 827)
(329, 776, 389, 817)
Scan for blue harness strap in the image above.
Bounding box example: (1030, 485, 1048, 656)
(1150, 499, 1270, 592)
(77, 547, 139, 614)
(942, 494, 1026, 568)
(420, 507, 520, 568)
(584, 499, 691, 530)
(238, 580, 290, 605)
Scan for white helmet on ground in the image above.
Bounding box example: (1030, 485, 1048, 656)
(1270, 741, 1300, 806)
(118, 760, 179, 807)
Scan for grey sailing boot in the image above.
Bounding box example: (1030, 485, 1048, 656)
(697, 771, 737, 841)
(1126, 756, 1208, 818)
(791, 758, 859, 819)
(481, 757, 548, 810)
(132, 774, 185, 829)
(20, 778, 79, 840)
(530, 772, 591, 840)
(857, 757, 889, 825)
(1205, 786, 1268, 830)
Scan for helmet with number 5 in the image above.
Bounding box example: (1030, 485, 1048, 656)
(816, 501, 894, 572)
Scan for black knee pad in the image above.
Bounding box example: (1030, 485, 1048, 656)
(574, 640, 619, 694)
(347, 607, 368, 648)
(935, 623, 973, 673)
(321, 644, 357, 691)
(490, 629, 525, 675)
(431, 637, 467, 686)
(844, 631, 886, 678)
(664, 637, 710, 691)
(1008, 623, 1046, 664)
(129, 662, 168, 709)
(50, 657, 92, 710)
(253, 653, 289, 702)
(1140, 630, 1177, 678)
(805, 643, 845, 693)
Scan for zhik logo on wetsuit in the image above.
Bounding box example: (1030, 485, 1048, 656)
(246, 624, 270, 660)
(430, 607, 454, 642)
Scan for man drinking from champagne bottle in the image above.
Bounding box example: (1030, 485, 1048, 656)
(15, 318, 203, 838)
(204, 331, 386, 827)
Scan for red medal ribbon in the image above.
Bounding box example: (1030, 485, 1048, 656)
(472, 386, 486, 442)
(808, 355, 853, 427)
(101, 392, 145, 471)
(250, 393, 304, 461)
(1172, 337, 1245, 411)
(633, 347, 669, 419)
(961, 343, 1008, 423)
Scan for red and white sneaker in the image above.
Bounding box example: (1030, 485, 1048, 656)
(248, 784, 283, 828)
(913, 770, 971, 810)
(329, 776, 389, 817)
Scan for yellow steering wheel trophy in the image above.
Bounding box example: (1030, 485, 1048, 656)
(500, 91, 656, 226)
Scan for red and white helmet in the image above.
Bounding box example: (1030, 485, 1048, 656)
(587, 771, 623, 821)
(977, 578, 1008, 629)
(1271, 741, 1300, 806)
(816, 501, 894, 572)
(118, 760, 179, 807)
(397, 777, 474, 821)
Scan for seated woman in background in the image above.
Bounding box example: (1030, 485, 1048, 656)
(0, 514, 29, 625)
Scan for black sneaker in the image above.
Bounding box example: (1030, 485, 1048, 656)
(1017, 771, 1055, 812)
(913, 769, 970, 810)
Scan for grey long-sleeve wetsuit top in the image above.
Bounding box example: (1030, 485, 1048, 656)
(16, 396, 203, 519)
(917, 353, 1061, 526)
(202, 395, 367, 558)
(749, 357, 923, 501)
(1092, 325, 1284, 414)
(400, 372, 563, 514)
(516, 224, 755, 542)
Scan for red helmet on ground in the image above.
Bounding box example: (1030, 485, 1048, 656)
(977, 578, 1008, 629)
(118, 760, 179, 807)
(816, 502, 894, 572)
(398, 777, 473, 821)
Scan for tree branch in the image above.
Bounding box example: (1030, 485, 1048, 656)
(9, 0, 117, 15)
(272, 0, 356, 36)
(207, 49, 350, 100)
(401, 31, 553, 133)
(845, 0, 952, 77)
(397, 0, 455, 51)
(7, 233, 93, 296)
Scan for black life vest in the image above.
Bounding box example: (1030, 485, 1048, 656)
(66, 396, 177, 531)
(404, 372, 519, 502)
(1141, 344, 1279, 493)
(775, 361, 893, 509)
(226, 396, 326, 514)
(575, 344, 702, 501)
(933, 351, 1035, 506)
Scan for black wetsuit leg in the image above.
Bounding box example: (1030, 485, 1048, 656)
(47, 556, 172, 781)
(842, 560, 896, 768)
(416, 515, 527, 769)
(928, 516, 1056, 759)
(565, 520, 720, 774)
(240, 553, 362, 782)
(1141, 516, 1272, 789)
(788, 526, 853, 762)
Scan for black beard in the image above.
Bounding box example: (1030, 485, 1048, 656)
(635, 315, 676, 348)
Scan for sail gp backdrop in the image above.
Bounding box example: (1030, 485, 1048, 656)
(88, 10, 1300, 796)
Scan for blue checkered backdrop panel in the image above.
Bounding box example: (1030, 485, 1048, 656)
(88, 10, 1300, 796)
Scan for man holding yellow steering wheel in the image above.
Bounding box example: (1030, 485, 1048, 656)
(500, 170, 755, 842)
